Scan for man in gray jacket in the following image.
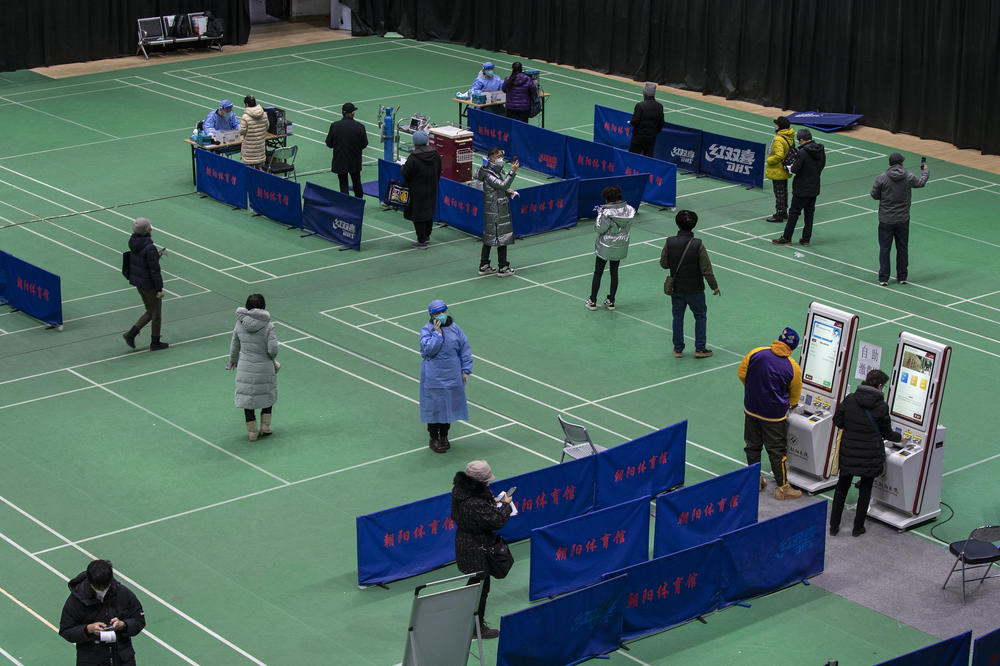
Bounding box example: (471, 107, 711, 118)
(871, 153, 929, 286)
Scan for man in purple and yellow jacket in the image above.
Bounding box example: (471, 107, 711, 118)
(738, 327, 804, 500)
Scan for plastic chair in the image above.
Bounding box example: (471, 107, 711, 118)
(942, 525, 1000, 603)
(557, 414, 605, 462)
(266, 145, 298, 180)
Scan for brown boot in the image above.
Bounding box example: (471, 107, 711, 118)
(760, 475, 767, 492)
(260, 413, 272, 437)
(774, 483, 802, 500)
(246, 420, 259, 442)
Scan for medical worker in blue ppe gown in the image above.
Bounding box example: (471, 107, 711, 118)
(420, 300, 473, 454)
(203, 99, 240, 132)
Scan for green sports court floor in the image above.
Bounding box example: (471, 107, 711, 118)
(1, 36, 998, 665)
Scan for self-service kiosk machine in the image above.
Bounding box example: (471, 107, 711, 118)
(868, 332, 951, 530)
(786, 303, 859, 493)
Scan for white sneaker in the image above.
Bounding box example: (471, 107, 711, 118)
(584, 299, 597, 311)
(478, 264, 497, 276)
(497, 265, 515, 277)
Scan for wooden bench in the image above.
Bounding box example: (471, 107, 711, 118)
(136, 13, 223, 61)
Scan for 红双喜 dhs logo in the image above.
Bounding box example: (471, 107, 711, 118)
(331, 218, 356, 240)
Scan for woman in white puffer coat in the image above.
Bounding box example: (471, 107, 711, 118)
(227, 293, 279, 441)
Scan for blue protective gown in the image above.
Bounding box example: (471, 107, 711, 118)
(471, 71, 503, 94)
(203, 108, 240, 132)
(419, 319, 473, 423)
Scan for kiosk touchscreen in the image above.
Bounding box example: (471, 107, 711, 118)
(868, 332, 951, 530)
(786, 303, 858, 493)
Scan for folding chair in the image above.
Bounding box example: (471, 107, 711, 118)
(266, 145, 298, 180)
(942, 525, 1000, 603)
(557, 414, 605, 462)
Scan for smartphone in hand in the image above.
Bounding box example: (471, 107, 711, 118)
(506, 486, 517, 497)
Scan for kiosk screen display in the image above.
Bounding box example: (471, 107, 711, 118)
(891, 344, 936, 425)
(801, 314, 843, 391)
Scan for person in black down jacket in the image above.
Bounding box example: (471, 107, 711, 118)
(325, 102, 368, 198)
(773, 128, 826, 247)
(59, 559, 146, 666)
(400, 130, 442, 248)
(452, 460, 513, 639)
(830, 369, 902, 537)
(501, 62, 537, 123)
(629, 82, 664, 157)
(123, 217, 168, 351)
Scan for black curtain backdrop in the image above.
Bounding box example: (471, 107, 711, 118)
(345, 0, 1000, 155)
(1, 0, 250, 72)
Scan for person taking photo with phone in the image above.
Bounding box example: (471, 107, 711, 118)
(870, 153, 929, 286)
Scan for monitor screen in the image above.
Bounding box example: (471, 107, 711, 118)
(801, 314, 843, 391)
(890, 344, 936, 425)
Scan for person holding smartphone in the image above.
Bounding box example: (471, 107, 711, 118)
(477, 147, 519, 276)
(59, 559, 146, 665)
(870, 153, 929, 286)
(420, 300, 473, 452)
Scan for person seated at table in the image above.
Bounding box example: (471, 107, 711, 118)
(470, 61, 505, 114)
(203, 99, 239, 133)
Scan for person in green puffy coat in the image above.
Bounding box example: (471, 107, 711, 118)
(477, 147, 519, 276)
(227, 293, 279, 441)
(585, 185, 635, 311)
(765, 116, 797, 222)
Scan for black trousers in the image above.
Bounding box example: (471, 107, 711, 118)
(480, 244, 508, 268)
(244, 406, 272, 422)
(506, 108, 529, 122)
(878, 222, 909, 282)
(589, 256, 619, 302)
(771, 179, 788, 217)
(830, 474, 875, 532)
(337, 171, 364, 198)
(782, 195, 817, 242)
(628, 136, 655, 157)
(743, 415, 790, 486)
(412, 219, 433, 243)
(468, 575, 491, 623)
(426, 423, 451, 438)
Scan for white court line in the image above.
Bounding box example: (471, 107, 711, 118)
(0, 500, 259, 665)
(0, 94, 116, 138)
(65, 368, 290, 484)
(942, 450, 1000, 478)
(288, 52, 427, 90)
(0, 646, 24, 665)
(0, 126, 195, 163)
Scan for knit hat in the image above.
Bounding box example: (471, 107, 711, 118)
(778, 327, 800, 351)
(428, 299, 448, 315)
(465, 460, 495, 483)
(775, 116, 791, 130)
(643, 82, 656, 97)
(889, 152, 905, 165)
(796, 128, 812, 142)
(132, 217, 152, 235)
(218, 99, 233, 110)
(412, 130, 429, 146)
(342, 102, 357, 115)
(483, 61, 494, 70)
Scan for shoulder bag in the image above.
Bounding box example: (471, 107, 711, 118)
(121, 251, 131, 280)
(482, 537, 514, 579)
(663, 238, 694, 295)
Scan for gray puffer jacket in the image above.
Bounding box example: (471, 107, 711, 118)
(229, 307, 278, 409)
(871, 164, 929, 225)
(594, 201, 635, 261)
(478, 162, 516, 246)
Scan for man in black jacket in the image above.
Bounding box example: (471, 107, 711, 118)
(59, 559, 146, 666)
(400, 130, 442, 248)
(628, 82, 665, 157)
(773, 128, 826, 247)
(659, 210, 721, 358)
(325, 102, 369, 198)
(123, 217, 167, 351)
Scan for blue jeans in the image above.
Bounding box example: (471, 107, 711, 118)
(878, 222, 909, 282)
(671, 291, 707, 352)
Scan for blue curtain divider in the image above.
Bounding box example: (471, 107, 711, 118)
(0, 250, 63, 327)
(301, 182, 365, 250)
(508, 120, 568, 177)
(876, 632, 971, 666)
(699, 130, 765, 189)
(247, 168, 302, 227)
(614, 149, 677, 208)
(511, 178, 579, 237)
(594, 420, 687, 509)
(576, 174, 647, 220)
(972, 625, 1000, 666)
(194, 147, 247, 209)
(467, 107, 512, 155)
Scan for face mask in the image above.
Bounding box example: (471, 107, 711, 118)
(491, 158, 504, 168)
(435, 313, 448, 325)
(483, 70, 493, 78)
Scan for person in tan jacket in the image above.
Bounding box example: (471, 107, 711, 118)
(240, 94, 268, 169)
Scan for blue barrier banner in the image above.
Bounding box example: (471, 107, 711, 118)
(377, 158, 403, 203)
(356, 492, 454, 586)
(972, 626, 1000, 666)
(247, 168, 302, 228)
(699, 131, 766, 189)
(195, 148, 247, 209)
(593, 104, 632, 150)
(719, 500, 826, 604)
(653, 464, 760, 558)
(511, 179, 579, 237)
(498, 576, 626, 666)
(509, 121, 566, 178)
(655, 123, 703, 173)
(529, 498, 649, 600)
(614, 149, 678, 208)
(594, 421, 687, 509)
(877, 632, 971, 666)
(467, 108, 512, 154)
(301, 182, 365, 250)
(576, 174, 647, 219)
(603, 540, 725, 640)
(436, 177, 484, 237)
(566, 136, 619, 179)
(0, 250, 63, 327)
(492, 455, 596, 542)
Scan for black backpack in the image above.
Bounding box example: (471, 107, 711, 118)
(205, 16, 224, 37)
(781, 135, 799, 171)
(171, 14, 193, 38)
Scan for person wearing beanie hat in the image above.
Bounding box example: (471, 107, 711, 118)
(737, 328, 804, 500)
(871, 152, 928, 286)
(419, 300, 473, 453)
(401, 129, 442, 248)
(773, 127, 826, 247)
(203, 98, 240, 133)
(325, 102, 368, 199)
(764, 116, 797, 222)
(628, 81, 664, 157)
(122, 217, 168, 351)
(451, 458, 512, 639)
